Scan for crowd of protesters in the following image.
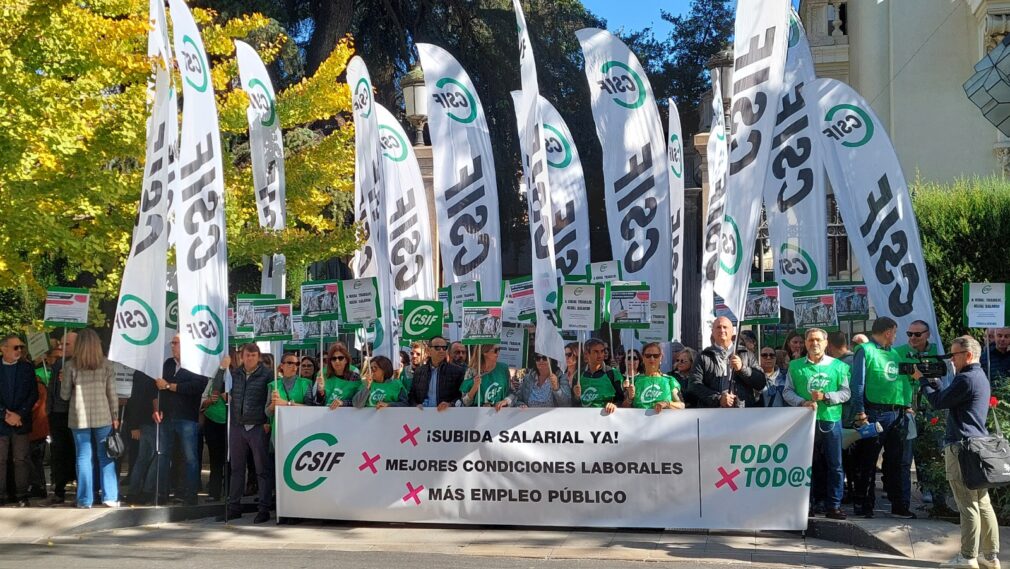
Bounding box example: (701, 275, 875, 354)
(0, 317, 1002, 559)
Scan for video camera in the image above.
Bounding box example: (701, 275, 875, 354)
(897, 353, 951, 379)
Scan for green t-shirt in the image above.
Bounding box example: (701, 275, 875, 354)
(460, 362, 511, 406)
(365, 379, 405, 407)
(858, 342, 909, 406)
(205, 396, 227, 424)
(269, 377, 313, 435)
(578, 366, 623, 408)
(632, 374, 679, 409)
(787, 356, 850, 422)
(322, 375, 361, 405)
(35, 366, 51, 386)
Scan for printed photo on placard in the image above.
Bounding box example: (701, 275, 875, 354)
(502, 276, 535, 322)
(236, 294, 274, 333)
(830, 282, 870, 321)
(743, 283, 780, 325)
(44, 287, 90, 328)
(461, 302, 502, 345)
(606, 282, 651, 329)
(301, 280, 341, 322)
(252, 299, 293, 341)
(302, 318, 340, 342)
(228, 308, 254, 346)
(793, 290, 839, 331)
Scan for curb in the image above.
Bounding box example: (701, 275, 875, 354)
(64, 502, 259, 535)
(802, 518, 907, 557)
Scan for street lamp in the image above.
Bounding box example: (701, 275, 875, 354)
(402, 63, 428, 146)
(707, 47, 734, 115)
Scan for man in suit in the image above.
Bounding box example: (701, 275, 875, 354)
(408, 336, 464, 410)
(0, 335, 39, 506)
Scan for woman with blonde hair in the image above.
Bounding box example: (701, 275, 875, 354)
(460, 344, 511, 406)
(59, 328, 119, 508)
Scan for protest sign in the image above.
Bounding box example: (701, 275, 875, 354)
(558, 283, 600, 332)
(252, 299, 293, 341)
(742, 283, 780, 325)
(637, 301, 674, 343)
(964, 283, 1010, 328)
(338, 277, 381, 324)
(605, 282, 651, 329)
(793, 290, 839, 331)
(44, 287, 90, 328)
(402, 300, 444, 341)
(301, 280, 341, 322)
(461, 302, 502, 345)
(498, 322, 529, 368)
(830, 282, 870, 322)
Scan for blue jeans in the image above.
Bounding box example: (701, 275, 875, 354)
(813, 420, 844, 510)
(127, 424, 158, 500)
(156, 419, 200, 501)
(72, 426, 118, 507)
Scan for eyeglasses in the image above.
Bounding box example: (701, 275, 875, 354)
(950, 350, 969, 358)
(643, 353, 662, 359)
(906, 331, 926, 338)
(535, 355, 549, 361)
(10, 345, 24, 351)
(761, 353, 776, 358)
(564, 352, 574, 358)
(334, 355, 346, 362)
(676, 359, 691, 364)
(430, 345, 447, 351)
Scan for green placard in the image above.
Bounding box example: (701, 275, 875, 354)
(605, 281, 651, 329)
(402, 300, 444, 341)
(742, 281, 781, 325)
(43, 287, 90, 328)
(461, 301, 502, 345)
(587, 260, 623, 283)
(829, 281, 870, 322)
(793, 289, 840, 332)
(251, 298, 294, 342)
(337, 277, 381, 324)
(300, 280, 341, 322)
(963, 282, 1010, 328)
(557, 283, 601, 332)
(236, 293, 274, 333)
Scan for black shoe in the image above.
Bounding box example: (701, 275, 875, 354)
(215, 513, 241, 522)
(253, 511, 271, 524)
(48, 495, 65, 505)
(891, 507, 916, 519)
(854, 506, 874, 518)
(825, 508, 847, 520)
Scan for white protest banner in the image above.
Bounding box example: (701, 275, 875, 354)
(558, 284, 601, 332)
(793, 290, 839, 331)
(831, 282, 870, 322)
(606, 282, 651, 330)
(701, 67, 729, 337)
(44, 287, 90, 328)
(964, 283, 1010, 328)
(510, 1, 566, 364)
(586, 260, 623, 283)
(236, 293, 274, 333)
(461, 302, 503, 345)
(539, 95, 591, 277)
(502, 276, 535, 323)
(113, 362, 135, 398)
(338, 277, 381, 325)
(577, 28, 671, 304)
(637, 301, 674, 343)
(668, 99, 685, 342)
(416, 44, 502, 294)
(169, 0, 230, 377)
(764, 9, 826, 311)
(807, 77, 940, 337)
(742, 282, 781, 325)
(27, 332, 49, 363)
(252, 299, 293, 342)
(499, 323, 529, 369)
(301, 280, 340, 322)
(109, 0, 173, 380)
(715, 0, 789, 322)
(275, 407, 814, 530)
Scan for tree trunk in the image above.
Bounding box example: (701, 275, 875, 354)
(307, 0, 355, 75)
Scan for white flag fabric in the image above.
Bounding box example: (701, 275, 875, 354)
(169, 0, 230, 377)
(807, 78, 939, 336)
(109, 0, 174, 380)
(416, 43, 503, 298)
(375, 103, 437, 347)
(701, 69, 729, 338)
(763, 10, 826, 310)
(714, 0, 790, 321)
(577, 28, 671, 304)
(511, 0, 566, 363)
(347, 56, 396, 359)
(538, 95, 591, 277)
(667, 99, 684, 342)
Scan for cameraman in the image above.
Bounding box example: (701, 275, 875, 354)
(849, 317, 915, 519)
(913, 335, 998, 569)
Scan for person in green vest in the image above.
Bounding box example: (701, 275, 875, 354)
(353, 356, 408, 408)
(266, 353, 314, 437)
(461, 344, 511, 407)
(572, 338, 624, 414)
(200, 374, 227, 502)
(849, 316, 916, 519)
(312, 342, 360, 409)
(625, 342, 685, 413)
(782, 328, 850, 520)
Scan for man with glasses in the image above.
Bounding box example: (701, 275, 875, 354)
(450, 342, 467, 367)
(915, 336, 999, 569)
(688, 316, 766, 408)
(980, 327, 1010, 387)
(408, 336, 464, 410)
(0, 335, 38, 507)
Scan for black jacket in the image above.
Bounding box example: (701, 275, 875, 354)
(0, 360, 38, 435)
(124, 370, 157, 429)
(159, 358, 209, 422)
(214, 363, 271, 425)
(688, 345, 767, 408)
(408, 359, 465, 407)
(47, 358, 70, 414)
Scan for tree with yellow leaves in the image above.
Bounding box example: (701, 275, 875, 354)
(0, 0, 359, 331)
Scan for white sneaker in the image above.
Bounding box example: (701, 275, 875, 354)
(980, 554, 1001, 569)
(941, 554, 980, 569)
(102, 501, 120, 508)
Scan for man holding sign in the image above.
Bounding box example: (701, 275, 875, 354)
(688, 317, 766, 408)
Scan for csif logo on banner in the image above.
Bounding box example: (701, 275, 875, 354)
(180, 35, 209, 93)
(719, 215, 743, 275)
(247, 79, 276, 127)
(598, 61, 645, 109)
(283, 433, 343, 492)
(823, 104, 874, 148)
(668, 133, 683, 179)
(115, 295, 159, 346)
(166, 293, 179, 330)
(353, 78, 373, 119)
(779, 243, 818, 291)
(432, 78, 477, 124)
(187, 305, 223, 355)
(544, 124, 573, 168)
(443, 153, 491, 277)
(379, 124, 409, 162)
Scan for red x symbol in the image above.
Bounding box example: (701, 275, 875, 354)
(402, 482, 424, 505)
(358, 451, 380, 474)
(715, 466, 741, 492)
(400, 424, 421, 446)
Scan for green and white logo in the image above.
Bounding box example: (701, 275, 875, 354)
(807, 372, 830, 392)
(544, 124, 573, 168)
(115, 295, 159, 346)
(884, 361, 899, 382)
(669, 133, 683, 179)
(402, 300, 443, 341)
(640, 383, 662, 404)
(599, 61, 646, 109)
(433, 77, 477, 124)
(823, 104, 874, 148)
(189, 305, 223, 355)
(778, 243, 818, 292)
(247, 78, 276, 127)
(283, 433, 342, 492)
(353, 77, 373, 119)
(378, 124, 409, 162)
(166, 292, 179, 330)
(581, 387, 599, 404)
(718, 215, 743, 275)
(180, 35, 209, 93)
(484, 382, 503, 403)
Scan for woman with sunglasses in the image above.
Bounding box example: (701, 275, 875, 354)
(759, 347, 788, 407)
(461, 344, 511, 406)
(624, 342, 684, 412)
(495, 353, 572, 410)
(353, 356, 407, 409)
(266, 353, 314, 436)
(313, 342, 360, 409)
